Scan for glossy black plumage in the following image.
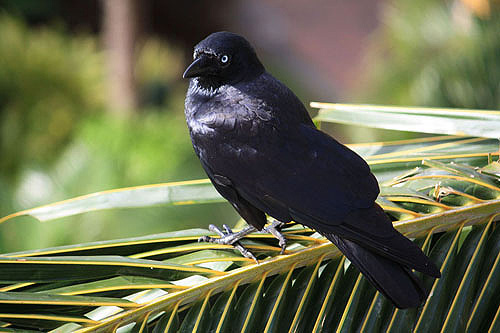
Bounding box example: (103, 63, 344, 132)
(184, 31, 440, 308)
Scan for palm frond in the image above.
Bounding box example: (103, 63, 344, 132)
(1, 159, 499, 331)
(0, 179, 220, 224)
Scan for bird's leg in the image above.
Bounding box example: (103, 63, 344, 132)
(198, 224, 258, 261)
(261, 220, 287, 254)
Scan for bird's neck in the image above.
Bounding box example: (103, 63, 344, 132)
(190, 78, 222, 97)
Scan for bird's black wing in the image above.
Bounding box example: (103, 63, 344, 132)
(200, 158, 268, 230)
(221, 122, 380, 229)
(211, 121, 439, 278)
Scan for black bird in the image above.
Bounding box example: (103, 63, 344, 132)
(183, 31, 440, 308)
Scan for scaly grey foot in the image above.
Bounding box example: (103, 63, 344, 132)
(198, 224, 258, 261)
(198, 220, 289, 260)
(261, 220, 287, 254)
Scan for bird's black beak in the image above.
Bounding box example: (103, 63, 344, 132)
(183, 54, 215, 79)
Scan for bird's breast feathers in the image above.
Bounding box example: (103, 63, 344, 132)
(187, 91, 273, 138)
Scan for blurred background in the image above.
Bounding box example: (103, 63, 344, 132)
(0, 0, 498, 252)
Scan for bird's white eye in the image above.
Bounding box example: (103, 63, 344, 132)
(220, 55, 229, 64)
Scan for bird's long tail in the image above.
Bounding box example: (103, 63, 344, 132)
(324, 233, 426, 309)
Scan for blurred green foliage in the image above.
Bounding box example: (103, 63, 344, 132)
(347, 0, 500, 143)
(0, 14, 104, 180)
(362, 0, 500, 109)
(0, 15, 237, 252)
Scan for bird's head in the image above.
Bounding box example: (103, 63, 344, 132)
(183, 32, 265, 90)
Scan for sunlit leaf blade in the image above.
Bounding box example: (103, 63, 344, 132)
(359, 293, 393, 333)
(353, 136, 497, 162)
(321, 264, 359, 332)
(336, 274, 373, 332)
(1, 229, 212, 258)
(442, 219, 494, 332)
(209, 284, 239, 333)
(488, 307, 500, 333)
(386, 306, 417, 333)
(414, 225, 463, 332)
(35, 276, 187, 296)
(307, 258, 345, 333)
(51, 323, 83, 332)
(0, 313, 98, 329)
(0, 179, 221, 224)
(152, 306, 179, 333)
(311, 102, 500, 138)
(177, 293, 211, 333)
(0, 327, 46, 333)
(0, 292, 137, 308)
(261, 269, 294, 333)
(392, 199, 500, 238)
(283, 259, 322, 332)
(467, 225, 500, 332)
(349, 135, 499, 182)
(0, 256, 221, 283)
(234, 277, 266, 333)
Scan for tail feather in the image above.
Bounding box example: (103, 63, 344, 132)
(338, 204, 441, 278)
(325, 233, 427, 309)
(290, 204, 441, 278)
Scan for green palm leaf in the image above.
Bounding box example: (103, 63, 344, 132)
(1, 104, 500, 331)
(0, 179, 220, 224)
(312, 102, 500, 138)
